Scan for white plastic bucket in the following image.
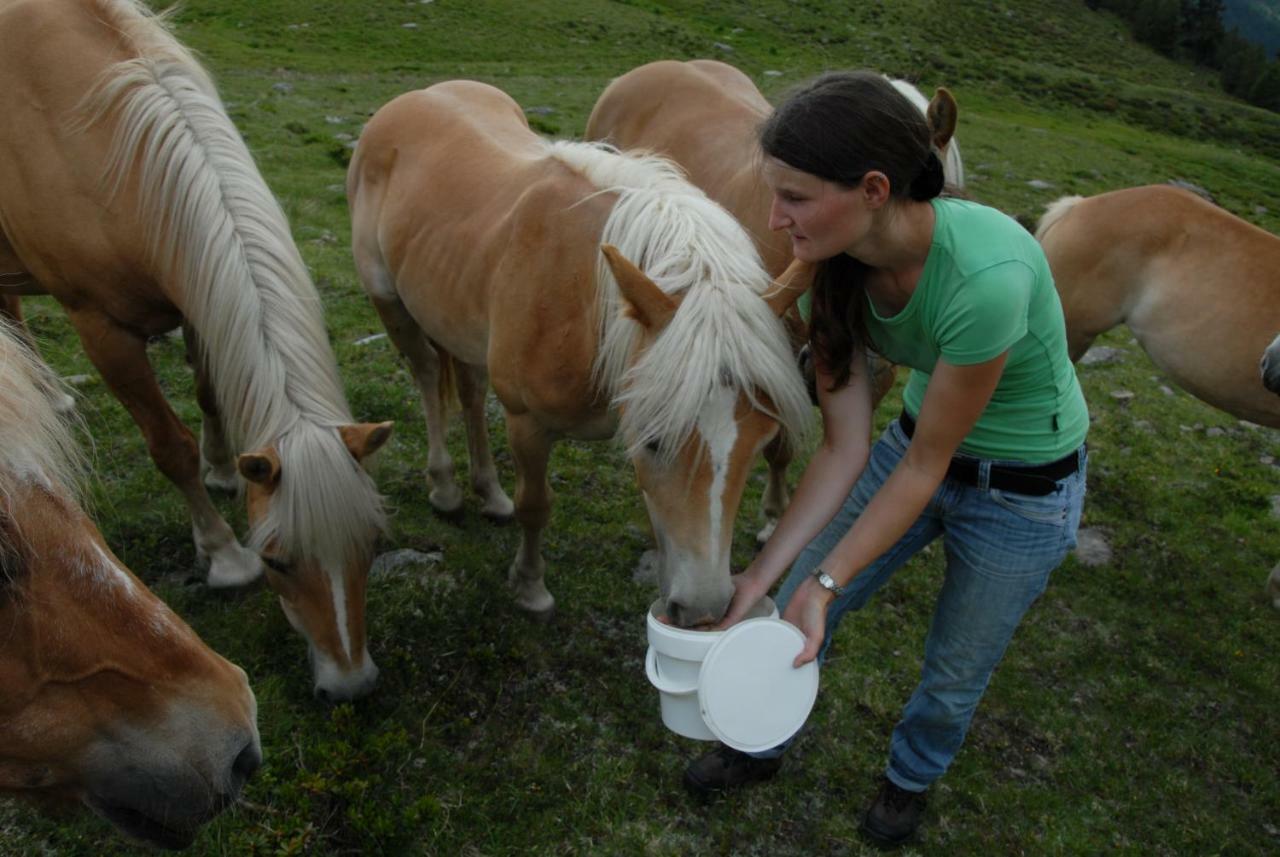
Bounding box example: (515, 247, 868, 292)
(644, 597, 777, 741)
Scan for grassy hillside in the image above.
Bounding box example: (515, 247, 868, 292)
(3, 0, 1279, 855)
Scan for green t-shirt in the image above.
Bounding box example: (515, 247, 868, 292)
(864, 197, 1088, 462)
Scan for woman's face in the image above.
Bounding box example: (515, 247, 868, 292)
(762, 157, 870, 263)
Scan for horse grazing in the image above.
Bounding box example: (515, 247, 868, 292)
(0, 0, 392, 700)
(0, 318, 261, 849)
(1036, 184, 1280, 607)
(348, 80, 813, 626)
(585, 59, 964, 541)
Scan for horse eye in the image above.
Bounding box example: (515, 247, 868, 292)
(644, 438, 661, 455)
(263, 555, 291, 574)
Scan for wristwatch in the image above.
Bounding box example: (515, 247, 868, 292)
(812, 567, 846, 597)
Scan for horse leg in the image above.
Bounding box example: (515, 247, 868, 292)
(182, 326, 239, 494)
(756, 435, 790, 546)
(369, 296, 464, 515)
(69, 311, 262, 588)
(0, 295, 76, 413)
(455, 362, 514, 521)
(504, 410, 555, 615)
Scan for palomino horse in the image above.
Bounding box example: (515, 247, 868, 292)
(0, 0, 392, 700)
(348, 81, 813, 626)
(1036, 184, 1280, 607)
(0, 318, 261, 849)
(585, 59, 965, 541)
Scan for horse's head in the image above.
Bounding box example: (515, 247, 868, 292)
(237, 421, 392, 703)
(0, 481, 260, 849)
(601, 246, 811, 628)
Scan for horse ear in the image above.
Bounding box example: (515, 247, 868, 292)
(339, 421, 394, 462)
(765, 257, 816, 318)
(238, 449, 282, 487)
(601, 244, 676, 331)
(926, 87, 958, 151)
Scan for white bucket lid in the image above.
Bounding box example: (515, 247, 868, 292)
(697, 618, 819, 753)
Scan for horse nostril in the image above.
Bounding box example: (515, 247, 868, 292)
(314, 685, 334, 704)
(232, 739, 262, 785)
(666, 600, 687, 628)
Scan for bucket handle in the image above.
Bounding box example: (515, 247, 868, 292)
(644, 646, 699, 695)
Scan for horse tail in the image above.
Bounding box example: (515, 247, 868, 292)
(1035, 195, 1085, 242)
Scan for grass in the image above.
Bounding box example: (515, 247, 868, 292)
(3, 0, 1279, 854)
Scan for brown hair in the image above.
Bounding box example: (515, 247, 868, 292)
(759, 71, 944, 389)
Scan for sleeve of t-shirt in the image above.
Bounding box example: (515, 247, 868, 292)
(933, 260, 1033, 365)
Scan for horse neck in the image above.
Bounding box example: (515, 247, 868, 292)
(93, 47, 354, 450)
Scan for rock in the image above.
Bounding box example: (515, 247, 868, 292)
(1109, 390, 1135, 403)
(633, 549, 660, 586)
(1167, 179, 1216, 205)
(1079, 346, 1123, 366)
(1270, 496, 1280, 519)
(271, 82, 293, 94)
(1256, 205, 1269, 216)
(402, 22, 419, 29)
(1027, 179, 1054, 190)
(1205, 427, 1226, 438)
(63, 374, 94, 387)
(1159, 385, 1175, 396)
(371, 548, 443, 577)
(525, 106, 556, 116)
(354, 332, 388, 346)
(763, 69, 783, 77)
(1073, 528, 1113, 567)
(324, 115, 346, 125)
(1133, 419, 1155, 433)
(713, 41, 733, 52)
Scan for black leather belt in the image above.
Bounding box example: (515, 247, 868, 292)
(897, 410, 1079, 497)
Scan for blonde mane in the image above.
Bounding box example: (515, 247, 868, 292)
(545, 141, 813, 462)
(78, 0, 384, 563)
(0, 319, 84, 508)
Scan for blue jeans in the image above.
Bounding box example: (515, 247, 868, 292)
(757, 419, 1087, 792)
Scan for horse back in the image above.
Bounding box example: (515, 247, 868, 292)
(0, 0, 189, 327)
(351, 82, 613, 426)
(587, 60, 785, 274)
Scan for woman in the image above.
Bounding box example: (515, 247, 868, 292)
(682, 72, 1088, 848)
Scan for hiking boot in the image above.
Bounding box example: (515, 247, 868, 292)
(861, 777, 927, 847)
(682, 744, 781, 796)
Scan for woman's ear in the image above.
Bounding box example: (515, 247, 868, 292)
(862, 171, 892, 208)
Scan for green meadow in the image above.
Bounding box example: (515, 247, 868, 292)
(3, 0, 1279, 854)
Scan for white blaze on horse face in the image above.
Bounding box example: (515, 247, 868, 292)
(697, 384, 739, 565)
(324, 559, 353, 662)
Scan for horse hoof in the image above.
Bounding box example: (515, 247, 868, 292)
(204, 471, 240, 494)
(755, 519, 778, 548)
(482, 507, 515, 525)
(206, 554, 264, 589)
(51, 392, 77, 414)
(428, 485, 464, 517)
(519, 596, 556, 621)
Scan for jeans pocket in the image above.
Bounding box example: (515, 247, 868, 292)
(988, 486, 1070, 525)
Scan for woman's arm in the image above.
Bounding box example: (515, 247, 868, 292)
(784, 351, 1009, 664)
(716, 349, 875, 627)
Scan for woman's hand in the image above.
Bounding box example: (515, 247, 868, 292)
(713, 565, 772, 630)
(782, 576, 835, 667)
